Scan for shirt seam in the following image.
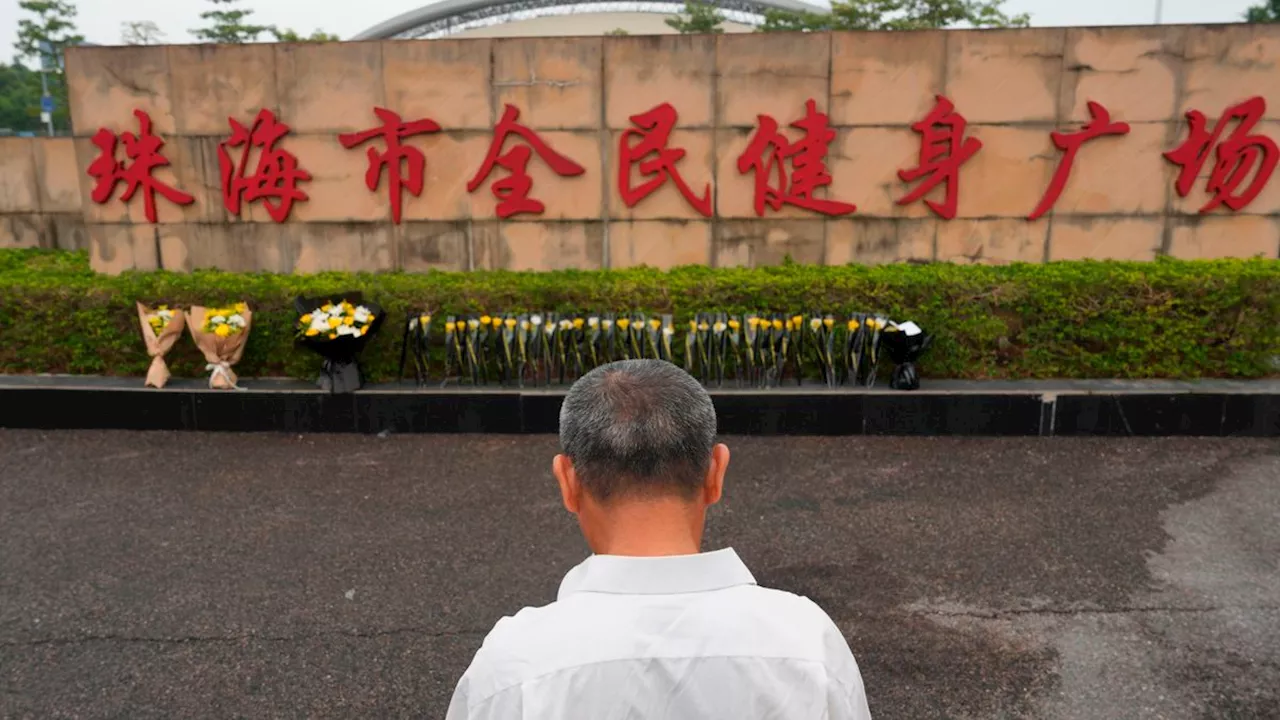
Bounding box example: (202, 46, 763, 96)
(467, 654, 833, 710)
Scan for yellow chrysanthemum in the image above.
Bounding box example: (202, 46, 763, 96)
(573, 318, 585, 330)
(214, 324, 232, 338)
(480, 315, 492, 325)
(343, 316, 354, 326)
(728, 319, 740, 330)
(235, 302, 248, 313)
(505, 318, 517, 329)
(455, 320, 466, 331)
(328, 317, 342, 329)
(648, 319, 660, 330)
(772, 319, 783, 330)
(321, 303, 332, 312)
(305, 328, 320, 336)
(823, 317, 834, 329)
(847, 320, 857, 331)
(698, 322, 709, 331)
(300, 313, 313, 325)
(328, 332, 337, 339)
(747, 317, 760, 328)
(792, 315, 803, 327)
(492, 317, 503, 328)
(617, 318, 631, 330)
(420, 314, 431, 326)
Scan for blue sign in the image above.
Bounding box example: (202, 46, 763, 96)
(40, 96, 55, 113)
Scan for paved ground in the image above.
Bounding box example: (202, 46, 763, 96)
(1, 431, 1278, 719)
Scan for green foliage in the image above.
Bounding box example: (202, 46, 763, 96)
(0, 62, 42, 132)
(1246, 0, 1280, 22)
(12, 0, 82, 132)
(192, 0, 272, 44)
(759, 0, 1029, 33)
(270, 27, 341, 43)
(1, 249, 1277, 382)
(666, 1, 726, 34)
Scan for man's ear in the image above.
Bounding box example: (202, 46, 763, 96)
(553, 454, 581, 514)
(703, 443, 729, 506)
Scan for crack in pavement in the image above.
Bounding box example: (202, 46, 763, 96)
(0, 626, 488, 649)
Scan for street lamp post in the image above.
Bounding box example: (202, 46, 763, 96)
(1154, 0, 1163, 24)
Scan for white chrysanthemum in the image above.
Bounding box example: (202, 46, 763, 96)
(713, 322, 726, 333)
(587, 317, 599, 328)
(353, 306, 371, 324)
(530, 314, 543, 326)
(559, 319, 572, 330)
(208, 315, 226, 326)
(228, 314, 246, 327)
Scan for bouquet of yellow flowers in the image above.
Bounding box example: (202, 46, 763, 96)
(136, 302, 187, 388)
(294, 293, 384, 393)
(187, 302, 253, 389)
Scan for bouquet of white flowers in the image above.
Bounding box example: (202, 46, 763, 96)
(294, 293, 384, 393)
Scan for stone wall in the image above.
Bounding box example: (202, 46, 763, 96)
(8, 24, 1280, 272)
(0, 137, 86, 252)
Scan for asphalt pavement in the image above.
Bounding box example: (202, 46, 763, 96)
(1, 431, 1278, 719)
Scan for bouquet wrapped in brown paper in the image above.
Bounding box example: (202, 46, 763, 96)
(187, 303, 253, 389)
(137, 302, 187, 388)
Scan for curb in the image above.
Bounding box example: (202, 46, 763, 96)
(2, 377, 1278, 436)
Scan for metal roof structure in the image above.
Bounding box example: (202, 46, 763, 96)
(351, 0, 827, 39)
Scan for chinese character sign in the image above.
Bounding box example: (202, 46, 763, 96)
(85, 95, 1278, 226)
(87, 109, 194, 223)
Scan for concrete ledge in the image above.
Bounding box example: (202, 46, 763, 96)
(1, 377, 1277, 436)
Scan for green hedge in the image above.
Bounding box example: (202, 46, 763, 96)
(1, 249, 1277, 381)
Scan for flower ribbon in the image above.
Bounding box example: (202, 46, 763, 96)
(205, 362, 245, 391)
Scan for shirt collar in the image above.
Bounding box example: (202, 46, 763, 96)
(557, 548, 757, 600)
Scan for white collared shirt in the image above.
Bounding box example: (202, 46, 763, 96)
(446, 548, 871, 720)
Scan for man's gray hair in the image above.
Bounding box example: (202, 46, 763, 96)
(559, 359, 718, 501)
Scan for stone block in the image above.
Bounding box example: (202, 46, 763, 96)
(383, 39, 493, 130)
(945, 29, 1066, 124)
(279, 134, 389, 222)
(605, 35, 715, 129)
(830, 31, 946, 126)
(0, 214, 42, 248)
(399, 220, 494, 272)
(717, 33, 829, 129)
(956, 125, 1055, 219)
(1168, 216, 1280, 259)
(493, 37, 602, 130)
(88, 223, 187, 273)
(481, 222, 604, 270)
(607, 220, 711, 269)
(276, 42, 384, 134)
(510, 131, 602, 221)
(65, 46, 174, 136)
(1051, 121, 1173, 217)
(1181, 25, 1280, 122)
(47, 213, 88, 251)
(1060, 27, 1185, 124)
(936, 219, 1048, 264)
(169, 44, 278, 135)
(1048, 217, 1162, 261)
(293, 223, 396, 273)
(171, 224, 295, 273)
(33, 138, 82, 213)
(829, 127, 933, 219)
(825, 218, 936, 265)
(403, 132, 497, 222)
(714, 219, 824, 267)
(0, 138, 36, 212)
(609, 129, 713, 220)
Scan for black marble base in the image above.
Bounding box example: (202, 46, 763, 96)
(0, 377, 1277, 436)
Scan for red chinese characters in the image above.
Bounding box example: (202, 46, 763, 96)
(898, 96, 982, 220)
(87, 109, 194, 223)
(1029, 101, 1130, 221)
(618, 103, 711, 216)
(467, 104, 586, 218)
(218, 108, 311, 223)
(736, 99, 855, 217)
(1165, 96, 1278, 214)
(340, 107, 442, 224)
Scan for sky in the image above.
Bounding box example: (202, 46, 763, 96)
(0, 0, 1263, 64)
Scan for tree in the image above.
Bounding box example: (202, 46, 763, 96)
(0, 63, 43, 132)
(121, 20, 166, 45)
(1245, 0, 1280, 22)
(666, 1, 726, 34)
(759, 0, 1029, 33)
(13, 1, 83, 132)
(191, 0, 272, 43)
(270, 27, 341, 42)
(605, 28, 631, 36)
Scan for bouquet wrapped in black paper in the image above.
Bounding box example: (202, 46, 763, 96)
(881, 321, 932, 391)
(295, 293, 385, 393)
